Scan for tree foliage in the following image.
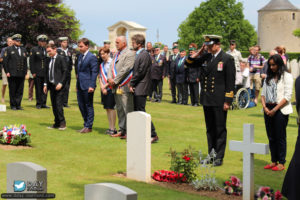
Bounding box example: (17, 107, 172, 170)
(177, 0, 257, 51)
(293, 28, 300, 38)
(0, 0, 83, 48)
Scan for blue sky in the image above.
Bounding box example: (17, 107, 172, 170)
(63, 0, 300, 47)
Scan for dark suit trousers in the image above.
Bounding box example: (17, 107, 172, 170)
(188, 82, 199, 105)
(77, 88, 94, 129)
(170, 78, 177, 102)
(152, 79, 163, 100)
(177, 83, 188, 104)
(49, 84, 65, 126)
(34, 76, 47, 106)
(134, 95, 157, 137)
(8, 77, 24, 108)
(62, 73, 71, 106)
(264, 104, 288, 164)
(203, 106, 228, 160)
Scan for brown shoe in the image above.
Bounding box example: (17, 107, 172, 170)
(58, 124, 67, 131)
(120, 134, 127, 139)
(80, 127, 92, 134)
(151, 136, 159, 143)
(77, 128, 85, 133)
(111, 132, 122, 137)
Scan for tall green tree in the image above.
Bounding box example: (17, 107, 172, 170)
(0, 0, 83, 48)
(178, 0, 257, 51)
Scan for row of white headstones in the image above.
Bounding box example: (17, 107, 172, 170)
(4, 111, 269, 200)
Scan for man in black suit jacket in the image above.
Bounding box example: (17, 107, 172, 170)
(43, 44, 67, 130)
(186, 35, 235, 166)
(30, 34, 49, 109)
(129, 34, 158, 143)
(3, 34, 28, 110)
(168, 46, 179, 103)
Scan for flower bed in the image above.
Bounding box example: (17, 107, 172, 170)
(0, 125, 31, 145)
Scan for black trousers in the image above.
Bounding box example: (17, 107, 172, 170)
(264, 104, 288, 164)
(170, 78, 177, 102)
(203, 106, 228, 160)
(188, 82, 199, 105)
(62, 74, 71, 106)
(49, 84, 65, 126)
(34, 76, 47, 106)
(151, 79, 163, 101)
(8, 77, 24, 108)
(177, 83, 188, 104)
(134, 95, 157, 137)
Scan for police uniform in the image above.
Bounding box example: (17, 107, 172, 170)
(186, 35, 235, 165)
(57, 37, 73, 107)
(3, 34, 28, 110)
(30, 34, 48, 108)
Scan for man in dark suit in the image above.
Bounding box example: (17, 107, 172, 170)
(30, 34, 49, 109)
(187, 46, 200, 106)
(43, 44, 67, 130)
(167, 46, 179, 103)
(57, 37, 73, 108)
(129, 34, 159, 143)
(3, 34, 28, 110)
(76, 38, 99, 133)
(185, 35, 235, 166)
(175, 48, 188, 105)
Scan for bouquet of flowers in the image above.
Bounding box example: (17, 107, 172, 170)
(255, 187, 282, 200)
(152, 170, 187, 183)
(0, 125, 31, 145)
(224, 176, 243, 196)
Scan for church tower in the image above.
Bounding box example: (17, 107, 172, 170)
(258, 0, 300, 52)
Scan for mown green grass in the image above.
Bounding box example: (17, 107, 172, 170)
(0, 74, 297, 200)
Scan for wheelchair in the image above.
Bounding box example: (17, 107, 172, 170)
(231, 87, 250, 110)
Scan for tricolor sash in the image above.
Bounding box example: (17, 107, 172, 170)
(100, 62, 108, 85)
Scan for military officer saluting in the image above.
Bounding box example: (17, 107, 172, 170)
(185, 35, 235, 166)
(57, 37, 73, 107)
(30, 34, 49, 109)
(3, 34, 28, 110)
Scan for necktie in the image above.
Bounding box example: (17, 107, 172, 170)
(211, 55, 215, 62)
(50, 58, 54, 82)
(17, 47, 21, 56)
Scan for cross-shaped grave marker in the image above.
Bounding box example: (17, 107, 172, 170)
(229, 124, 269, 200)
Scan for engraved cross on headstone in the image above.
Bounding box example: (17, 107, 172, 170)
(229, 124, 269, 200)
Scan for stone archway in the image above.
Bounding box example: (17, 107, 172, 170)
(107, 21, 147, 50)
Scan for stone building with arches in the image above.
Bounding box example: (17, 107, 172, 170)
(107, 21, 147, 50)
(258, 0, 300, 52)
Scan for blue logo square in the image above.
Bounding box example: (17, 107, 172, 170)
(14, 180, 26, 192)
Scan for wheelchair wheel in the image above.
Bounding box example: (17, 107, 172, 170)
(235, 88, 250, 109)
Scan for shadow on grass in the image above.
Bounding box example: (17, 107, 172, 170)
(288, 123, 298, 128)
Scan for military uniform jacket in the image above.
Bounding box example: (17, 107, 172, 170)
(30, 46, 47, 77)
(150, 54, 166, 80)
(57, 48, 73, 73)
(175, 56, 187, 84)
(186, 50, 235, 106)
(3, 46, 28, 77)
(186, 56, 200, 83)
(168, 54, 179, 79)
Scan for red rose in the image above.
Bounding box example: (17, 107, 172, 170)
(183, 156, 191, 162)
(262, 187, 270, 194)
(225, 181, 231, 186)
(275, 190, 282, 200)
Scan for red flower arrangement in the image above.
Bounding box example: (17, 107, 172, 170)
(152, 170, 187, 183)
(255, 186, 282, 200)
(224, 176, 243, 196)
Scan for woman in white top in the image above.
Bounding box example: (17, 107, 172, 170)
(261, 54, 293, 171)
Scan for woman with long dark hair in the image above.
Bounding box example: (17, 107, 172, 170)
(261, 54, 293, 171)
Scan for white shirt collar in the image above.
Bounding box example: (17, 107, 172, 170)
(213, 48, 222, 58)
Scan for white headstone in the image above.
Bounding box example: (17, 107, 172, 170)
(127, 111, 151, 182)
(290, 59, 299, 79)
(84, 183, 137, 200)
(229, 124, 269, 200)
(7, 162, 47, 200)
(0, 104, 6, 112)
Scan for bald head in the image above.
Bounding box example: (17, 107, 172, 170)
(116, 36, 127, 51)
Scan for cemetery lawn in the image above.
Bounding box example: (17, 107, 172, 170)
(0, 75, 296, 200)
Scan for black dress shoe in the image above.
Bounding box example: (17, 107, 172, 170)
(36, 106, 42, 109)
(11, 107, 17, 110)
(63, 105, 70, 108)
(16, 107, 24, 110)
(151, 136, 159, 143)
(213, 159, 223, 167)
(41, 105, 50, 108)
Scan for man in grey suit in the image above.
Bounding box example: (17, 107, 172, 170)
(108, 36, 135, 138)
(129, 34, 159, 143)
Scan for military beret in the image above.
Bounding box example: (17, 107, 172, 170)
(58, 37, 68, 41)
(172, 46, 178, 50)
(189, 47, 196, 51)
(103, 40, 111, 44)
(179, 48, 186, 52)
(203, 35, 222, 45)
(37, 34, 48, 41)
(12, 34, 22, 41)
(153, 45, 160, 49)
(230, 40, 236, 45)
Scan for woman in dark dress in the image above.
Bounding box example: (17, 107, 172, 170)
(281, 75, 300, 199)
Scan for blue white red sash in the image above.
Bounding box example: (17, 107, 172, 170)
(100, 62, 108, 85)
(112, 51, 133, 87)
